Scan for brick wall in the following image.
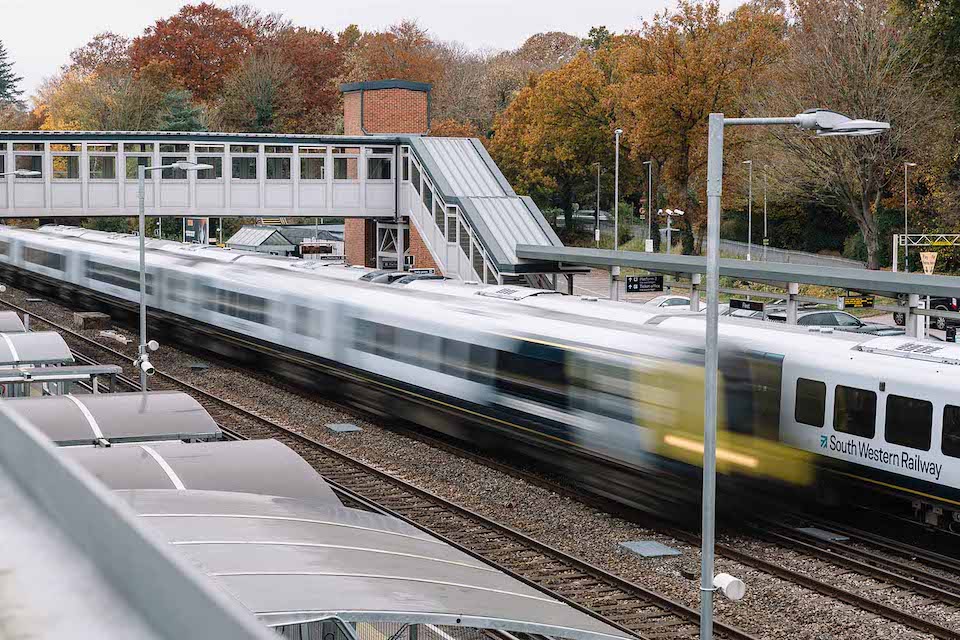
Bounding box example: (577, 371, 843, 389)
(343, 92, 362, 136)
(407, 223, 441, 273)
(341, 88, 428, 135)
(344, 218, 368, 266)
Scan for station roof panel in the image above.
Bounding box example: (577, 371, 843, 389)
(65, 440, 341, 506)
(0, 311, 26, 332)
(119, 490, 632, 640)
(226, 226, 295, 249)
(0, 330, 73, 365)
(4, 391, 221, 446)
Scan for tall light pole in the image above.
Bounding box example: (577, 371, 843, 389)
(904, 162, 916, 272)
(643, 160, 653, 251)
(700, 109, 888, 640)
(614, 129, 622, 251)
(763, 165, 768, 261)
(593, 162, 601, 248)
(137, 160, 212, 389)
(742, 160, 753, 261)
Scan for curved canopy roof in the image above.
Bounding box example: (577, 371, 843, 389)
(118, 490, 631, 640)
(65, 440, 340, 507)
(0, 331, 73, 365)
(4, 391, 221, 445)
(0, 311, 26, 332)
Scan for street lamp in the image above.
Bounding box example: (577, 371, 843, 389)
(643, 160, 653, 251)
(763, 165, 768, 261)
(137, 160, 212, 389)
(742, 160, 753, 261)
(904, 162, 917, 272)
(614, 129, 623, 251)
(659, 208, 684, 254)
(699, 109, 888, 640)
(0, 169, 41, 178)
(592, 162, 602, 248)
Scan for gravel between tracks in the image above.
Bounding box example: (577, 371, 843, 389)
(5, 285, 952, 640)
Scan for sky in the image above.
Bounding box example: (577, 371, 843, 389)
(1, 0, 746, 99)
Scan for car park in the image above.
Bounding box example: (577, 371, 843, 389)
(893, 296, 958, 330)
(767, 309, 904, 335)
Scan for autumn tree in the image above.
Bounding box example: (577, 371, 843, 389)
(0, 41, 23, 106)
(129, 3, 255, 101)
(342, 21, 443, 84)
(490, 52, 617, 236)
(68, 32, 130, 76)
(613, 0, 786, 253)
(212, 53, 301, 133)
(761, 0, 940, 268)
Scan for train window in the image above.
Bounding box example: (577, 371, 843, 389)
(942, 406, 960, 458)
(85, 261, 153, 293)
(834, 385, 876, 438)
(884, 395, 932, 450)
(199, 285, 268, 324)
(495, 346, 568, 409)
(23, 247, 65, 271)
(794, 378, 825, 428)
(0, 241, 9, 256)
(293, 305, 323, 340)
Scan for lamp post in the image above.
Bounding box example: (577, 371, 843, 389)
(700, 109, 888, 640)
(593, 162, 601, 248)
(659, 208, 684, 255)
(763, 165, 768, 261)
(614, 129, 622, 251)
(643, 160, 653, 251)
(904, 162, 916, 272)
(137, 160, 212, 389)
(742, 160, 753, 261)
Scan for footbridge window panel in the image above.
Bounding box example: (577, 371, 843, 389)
(300, 147, 326, 180)
(422, 181, 433, 213)
(195, 145, 224, 180)
(124, 144, 154, 180)
(160, 144, 189, 179)
(411, 161, 421, 194)
(458, 221, 470, 257)
(231, 145, 259, 180)
(51, 144, 81, 180)
(434, 199, 444, 231)
(367, 147, 393, 181)
(88, 144, 117, 180)
(14, 144, 43, 178)
(265, 146, 293, 180)
(333, 147, 359, 180)
(472, 241, 484, 279)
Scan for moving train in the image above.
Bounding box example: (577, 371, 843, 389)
(3, 225, 960, 530)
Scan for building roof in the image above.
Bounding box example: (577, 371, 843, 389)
(4, 391, 221, 446)
(226, 226, 295, 250)
(516, 245, 960, 298)
(119, 489, 632, 640)
(0, 330, 74, 365)
(274, 225, 343, 245)
(340, 80, 432, 93)
(409, 137, 562, 272)
(64, 440, 341, 507)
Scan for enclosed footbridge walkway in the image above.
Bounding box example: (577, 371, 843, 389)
(0, 130, 562, 283)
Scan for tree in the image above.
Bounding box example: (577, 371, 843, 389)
(584, 26, 613, 51)
(613, 0, 786, 253)
(212, 53, 301, 133)
(68, 32, 131, 76)
(129, 3, 255, 101)
(342, 21, 443, 84)
(158, 89, 205, 131)
(761, 0, 940, 268)
(0, 41, 23, 106)
(490, 52, 616, 236)
(263, 27, 343, 132)
(430, 119, 479, 137)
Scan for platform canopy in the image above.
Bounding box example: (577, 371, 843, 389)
(119, 490, 632, 640)
(0, 311, 26, 332)
(0, 330, 73, 365)
(4, 391, 221, 445)
(64, 440, 341, 507)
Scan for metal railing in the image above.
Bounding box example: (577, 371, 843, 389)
(720, 239, 865, 269)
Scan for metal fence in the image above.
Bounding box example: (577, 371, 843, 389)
(720, 239, 865, 269)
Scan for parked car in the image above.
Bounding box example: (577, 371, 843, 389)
(768, 309, 904, 335)
(643, 294, 697, 309)
(358, 270, 408, 284)
(893, 296, 958, 330)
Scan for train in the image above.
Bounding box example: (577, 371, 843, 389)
(3, 224, 959, 530)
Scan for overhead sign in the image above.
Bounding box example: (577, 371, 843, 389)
(626, 275, 664, 293)
(410, 268, 435, 275)
(730, 298, 765, 313)
(921, 251, 938, 275)
(839, 294, 875, 309)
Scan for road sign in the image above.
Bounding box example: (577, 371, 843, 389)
(839, 294, 875, 309)
(410, 268, 435, 275)
(626, 275, 664, 293)
(730, 298, 765, 313)
(921, 251, 938, 275)
(762, 238, 770, 246)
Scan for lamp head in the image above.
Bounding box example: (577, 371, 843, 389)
(171, 160, 214, 172)
(795, 109, 889, 136)
(615, 128, 623, 136)
(12, 169, 41, 177)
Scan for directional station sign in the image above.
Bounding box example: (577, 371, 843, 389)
(838, 294, 875, 310)
(626, 275, 664, 293)
(729, 298, 765, 313)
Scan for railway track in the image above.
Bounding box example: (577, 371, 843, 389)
(10, 294, 960, 640)
(22, 305, 756, 640)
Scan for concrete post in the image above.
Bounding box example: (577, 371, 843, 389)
(566, 274, 574, 295)
(906, 293, 920, 338)
(892, 235, 899, 273)
(610, 265, 621, 301)
(690, 273, 702, 312)
(786, 282, 799, 325)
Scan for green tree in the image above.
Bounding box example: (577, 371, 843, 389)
(0, 41, 23, 106)
(584, 26, 613, 51)
(158, 89, 205, 131)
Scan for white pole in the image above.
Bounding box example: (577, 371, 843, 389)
(701, 113, 724, 640)
(763, 166, 768, 261)
(614, 129, 621, 251)
(138, 164, 148, 391)
(745, 160, 752, 261)
(904, 163, 909, 272)
(596, 163, 601, 248)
